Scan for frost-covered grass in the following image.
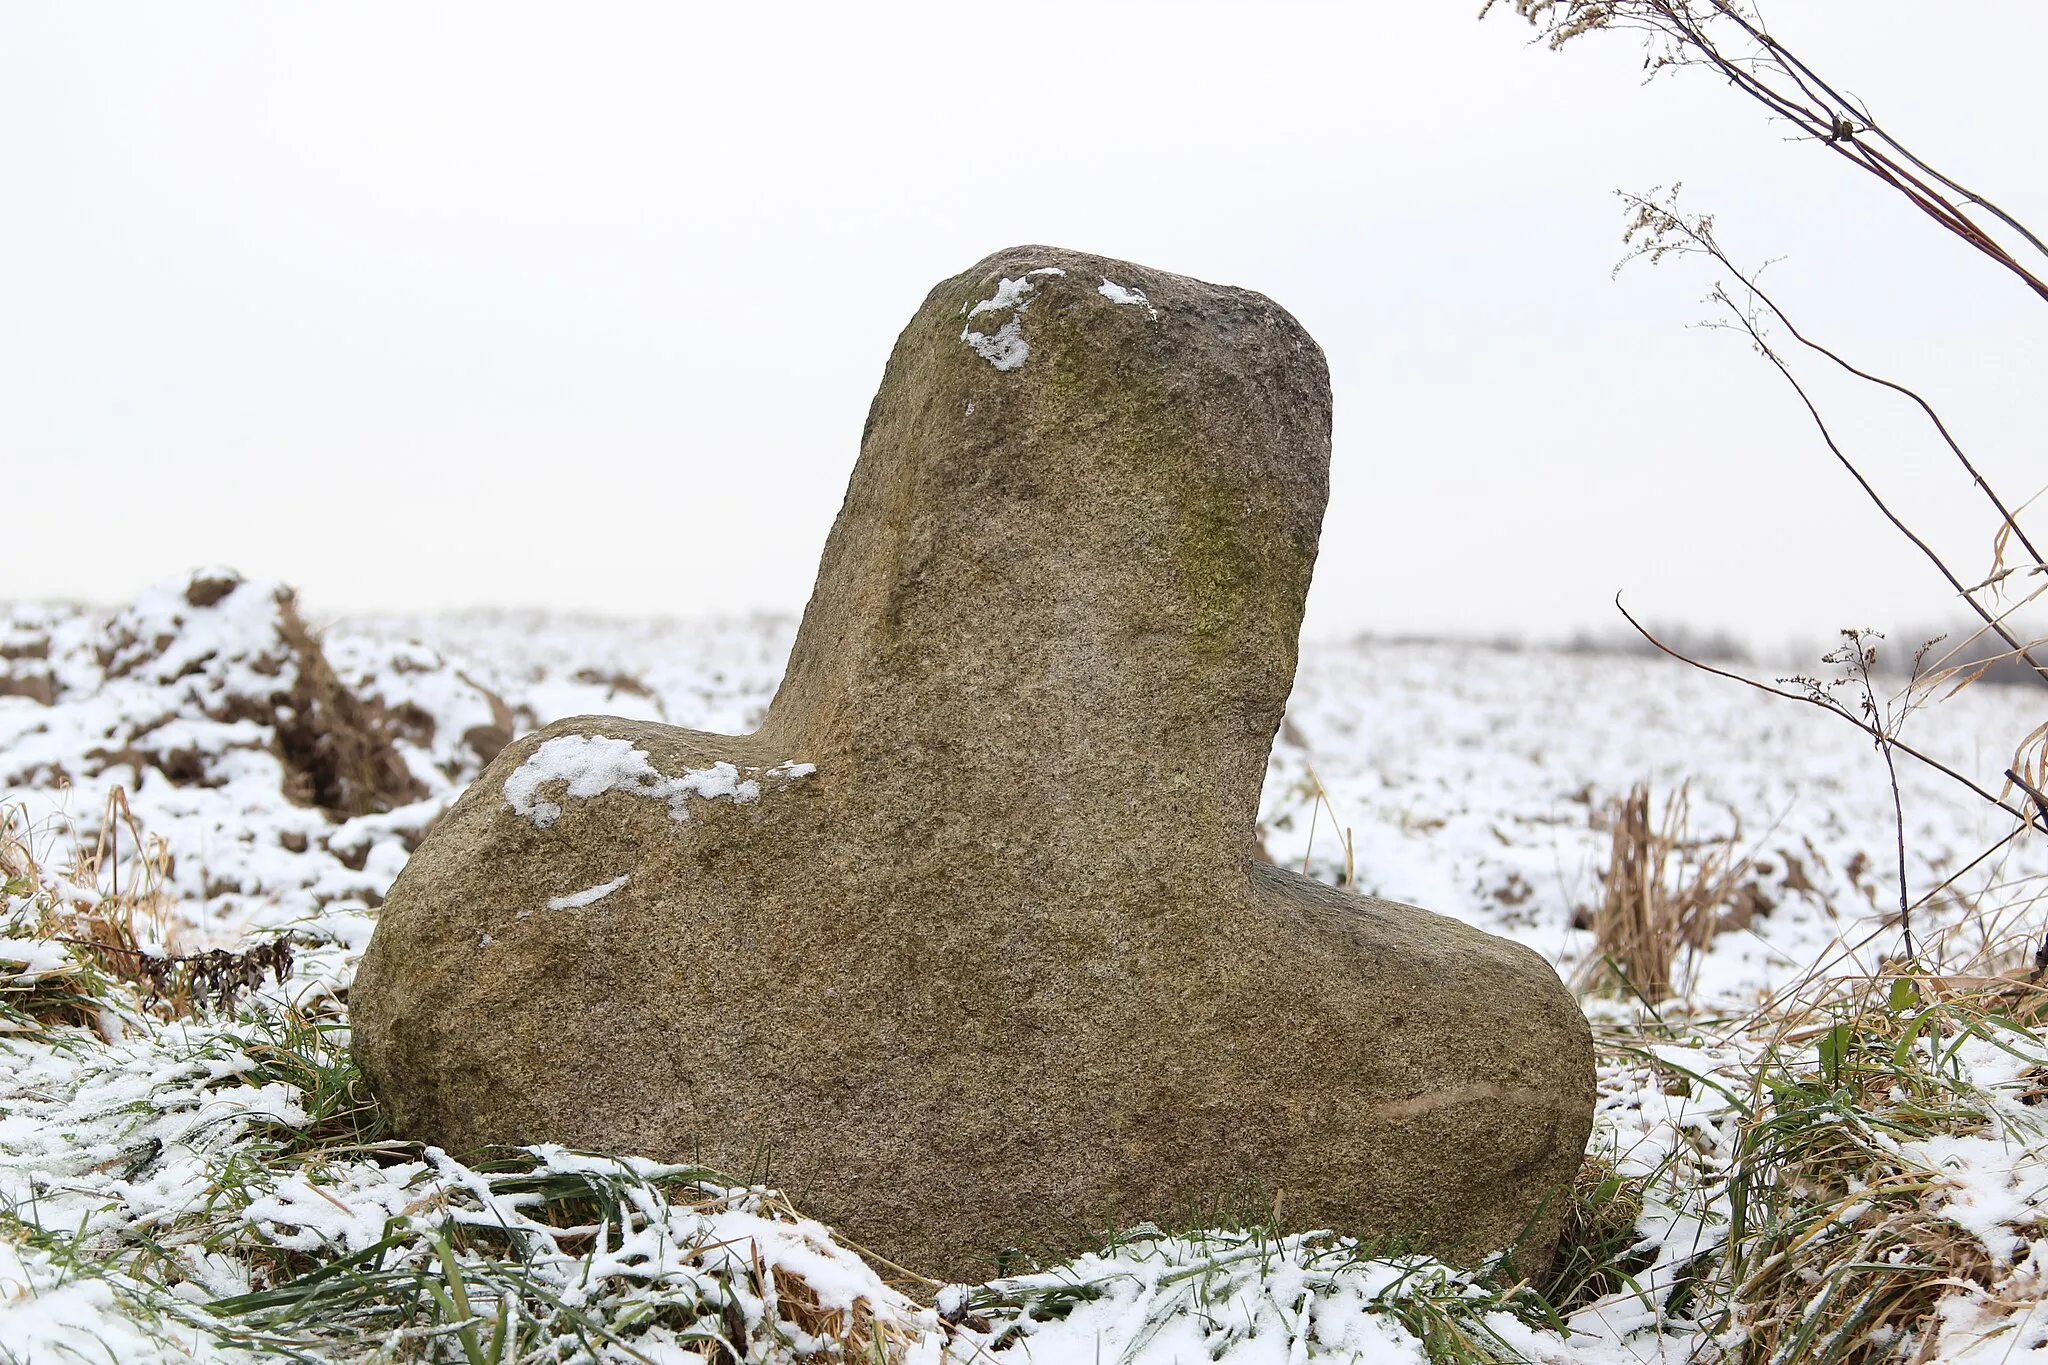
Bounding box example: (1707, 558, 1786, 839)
(1567, 968, 2048, 1364)
(5, 573, 2048, 1363)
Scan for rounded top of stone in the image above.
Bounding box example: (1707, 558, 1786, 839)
(944, 245, 1321, 381)
(958, 242, 1288, 303)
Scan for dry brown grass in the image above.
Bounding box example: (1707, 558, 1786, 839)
(1, 793, 161, 1035)
(1581, 782, 1748, 1003)
(766, 1260, 922, 1362)
(1, 789, 293, 1032)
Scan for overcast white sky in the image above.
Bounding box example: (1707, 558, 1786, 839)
(4, 2, 2043, 651)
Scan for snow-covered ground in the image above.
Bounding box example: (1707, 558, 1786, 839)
(4, 572, 2046, 1363)
(1271, 635, 2046, 1003)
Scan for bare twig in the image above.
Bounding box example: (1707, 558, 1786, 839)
(1724, 263, 2045, 570)
(1615, 597, 2035, 829)
(1851, 638, 1913, 955)
(1617, 193, 2048, 685)
(1723, 301, 2047, 684)
(2007, 769, 2048, 835)
(1487, 0, 2048, 300)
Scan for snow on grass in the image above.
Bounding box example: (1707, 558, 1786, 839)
(5, 577, 2048, 1362)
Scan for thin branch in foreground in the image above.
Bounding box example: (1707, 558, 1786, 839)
(1613, 596, 2038, 831)
(1724, 295, 2048, 685)
(2008, 769, 2048, 835)
(1616, 192, 2048, 685)
(1790, 630, 1923, 957)
(1486, 0, 2048, 301)
(1717, 251, 2046, 571)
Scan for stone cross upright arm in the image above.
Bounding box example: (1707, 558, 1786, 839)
(351, 245, 1596, 1284)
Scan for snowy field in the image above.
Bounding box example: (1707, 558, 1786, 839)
(4, 571, 2048, 1363)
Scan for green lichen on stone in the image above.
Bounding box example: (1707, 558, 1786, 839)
(1029, 299, 1273, 658)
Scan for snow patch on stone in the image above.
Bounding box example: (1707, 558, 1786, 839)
(547, 873, 630, 912)
(504, 734, 761, 827)
(1098, 277, 1159, 319)
(963, 317, 1030, 371)
(961, 271, 1061, 372)
(965, 276, 1036, 321)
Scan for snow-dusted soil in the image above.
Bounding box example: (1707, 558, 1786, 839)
(4, 573, 2046, 1363)
(1270, 637, 2046, 1004)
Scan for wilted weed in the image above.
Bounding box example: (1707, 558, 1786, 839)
(1, 798, 131, 1037)
(1, 793, 297, 1037)
(1579, 782, 1753, 1004)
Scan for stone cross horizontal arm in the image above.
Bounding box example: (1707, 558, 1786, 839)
(351, 245, 1595, 1283)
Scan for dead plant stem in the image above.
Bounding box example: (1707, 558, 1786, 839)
(1514, 0, 2048, 300)
(1885, 739, 1912, 959)
(1615, 600, 2032, 827)
(1716, 294, 2048, 685)
(1721, 258, 2046, 570)
(2006, 769, 2048, 833)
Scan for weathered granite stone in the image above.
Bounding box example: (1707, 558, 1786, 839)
(350, 246, 1596, 1282)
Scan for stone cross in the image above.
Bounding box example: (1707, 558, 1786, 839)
(351, 246, 1595, 1282)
